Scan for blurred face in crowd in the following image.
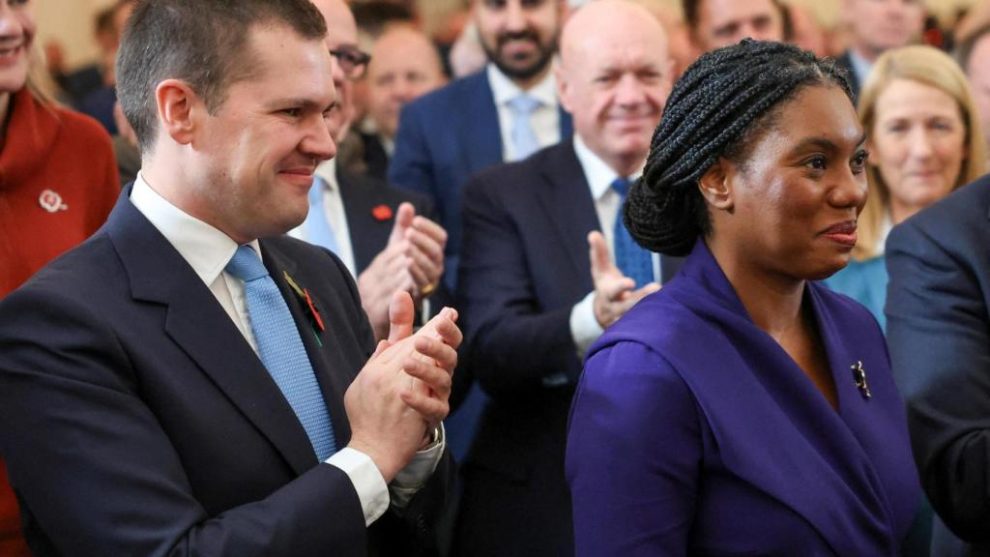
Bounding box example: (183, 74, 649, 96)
(691, 0, 783, 52)
(0, 0, 35, 95)
(367, 26, 446, 140)
(474, 0, 564, 85)
(312, 0, 361, 142)
(966, 34, 990, 153)
(845, 0, 924, 60)
(710, 85, 868, 281)
(870, 78, 967, 223)
(188, 24, 336, 242)
(558, 0, 671, 177)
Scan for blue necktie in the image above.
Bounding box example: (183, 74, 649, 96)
(226, 245, 337, 461)
(507, 94, 541, 161)
(611, 177, 655, 289)
(305, 177, 339, 255)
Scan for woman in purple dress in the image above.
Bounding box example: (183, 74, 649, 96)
(566, 40, 922, 556)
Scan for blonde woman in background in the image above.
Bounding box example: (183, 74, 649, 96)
(826, 45, 987, 329)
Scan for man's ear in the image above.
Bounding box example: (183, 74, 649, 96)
(698, 158, 734, 211)
(154, 79, 203, 146)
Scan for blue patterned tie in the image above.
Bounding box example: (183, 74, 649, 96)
(305, 176, 339, 255)
(226, 245, 337, 461)
(507, 94, 541, 160)
(611, 177, 655, 288)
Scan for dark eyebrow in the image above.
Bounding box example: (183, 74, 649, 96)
(265, 98, 337, 113)
(790, 132, 868, 154)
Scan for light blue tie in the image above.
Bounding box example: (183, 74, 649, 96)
(611, 177, 655, 289)
(305, 177, 339, 255)
(226, 245, 337, 461)
(507, 94, 541, 160)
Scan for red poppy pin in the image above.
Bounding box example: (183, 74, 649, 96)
(283, 271, 326, 345)
(372, 204, 393, 221)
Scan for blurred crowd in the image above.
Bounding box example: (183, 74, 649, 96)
(5, 0, 990, 555)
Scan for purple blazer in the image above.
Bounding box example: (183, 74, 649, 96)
(566, 240, 921, 556)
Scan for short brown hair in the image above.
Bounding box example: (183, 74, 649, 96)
(116, 0, 327, 152)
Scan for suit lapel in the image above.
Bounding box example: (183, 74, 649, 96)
(337, 170, 390, 275)
(462, 72, 503, 174)
(533, 143, 600, 283)
(107, 195, 321, 476)
(261, 241, 354, 449)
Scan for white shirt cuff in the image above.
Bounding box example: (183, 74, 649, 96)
(570, 291, 604, 359)
(326, 447, 390, 526)
(391, 423, 446, 508)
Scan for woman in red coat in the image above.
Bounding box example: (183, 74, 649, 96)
(0, 0, 120, 553)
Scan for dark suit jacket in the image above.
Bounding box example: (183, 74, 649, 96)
(337, 167, 433, 275)
(388, 69, 573, 289)
(337, 168, 452, 316)
(0, 191, 452, 556)
(454, 141, 681, 556)
(886, 175, 990, 555)
(835, 50, 863, 101)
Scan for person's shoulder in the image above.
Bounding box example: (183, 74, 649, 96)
(890, 175, 990, 249)
(589, 290, 693, 359)
(403, 70, 487, 115)
(467, 142, 570, 191)
(3, 229, 117, 306)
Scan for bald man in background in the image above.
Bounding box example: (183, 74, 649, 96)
(455, 1, 677, 554)
(359, 25, 447, 181)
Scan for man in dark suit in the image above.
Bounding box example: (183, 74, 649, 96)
(0, 1, 460, 555)
(389, 0, 572, 462)
(834, 0, 924, 99)
(886, 175, 990, 556)
(294, 0, 447, 343)
(454, 2, 677, 554)
(389, 0, 571, 285)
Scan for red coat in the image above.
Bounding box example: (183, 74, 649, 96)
(0, 87, 119, 555)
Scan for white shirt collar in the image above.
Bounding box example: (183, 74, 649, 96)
(572, 135, 644, 200)
(315, 157, 337, 188)
(486, 63, 557, 108)
(848, 48, 873, 86)
(130, 173, 261, 287)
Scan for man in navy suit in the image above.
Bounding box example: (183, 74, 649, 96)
(293, 0, 448, 343)
(454, 2, 677, 554)
(833, 0, 923, 99)
(390, 0, 572, 463)
(886, 174, 990, 556)
(389, 0, 571, 286)
(0, 1, 461, 555)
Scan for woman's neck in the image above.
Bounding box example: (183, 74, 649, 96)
(707, 237, 806, 340)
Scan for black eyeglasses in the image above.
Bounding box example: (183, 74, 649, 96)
(330, 45, 372, 80)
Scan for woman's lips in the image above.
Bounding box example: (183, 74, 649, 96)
(821, 221, 857, 247)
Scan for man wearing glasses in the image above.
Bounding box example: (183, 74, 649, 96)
(293, 0, 449, 343)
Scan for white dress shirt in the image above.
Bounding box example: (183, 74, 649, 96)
(287, 159, 357, 277)
(487, 63, 561, 161)
(568, 135, 662, 358)
(130, 174, 443, 526)
(848, 48, 874, 90)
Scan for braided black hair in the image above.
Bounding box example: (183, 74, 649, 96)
(624, 39, 852, 256)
